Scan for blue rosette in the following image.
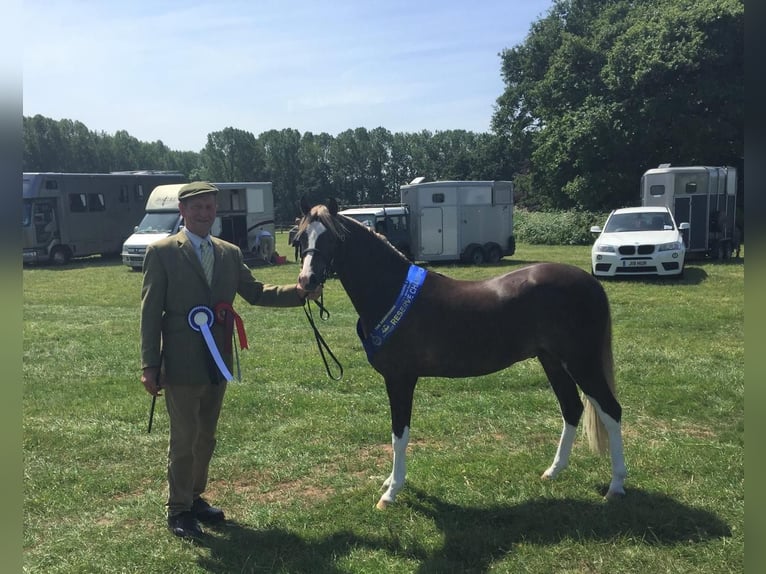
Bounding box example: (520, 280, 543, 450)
(187, 305, 234, 382)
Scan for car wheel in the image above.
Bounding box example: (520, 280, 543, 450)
(49, 246, 71, 266)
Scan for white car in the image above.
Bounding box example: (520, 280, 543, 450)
(590, 206, 688, 278)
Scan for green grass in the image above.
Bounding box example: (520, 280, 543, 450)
(23, 233, 744, 573)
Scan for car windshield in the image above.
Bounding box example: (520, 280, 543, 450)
(345, 214, 375, 227)
(604, 212, 673, 232)
(134, 212, 179, 234)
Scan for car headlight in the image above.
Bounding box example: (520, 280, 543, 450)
(658, 241, 683, 252)
(595, 244, 616, 253)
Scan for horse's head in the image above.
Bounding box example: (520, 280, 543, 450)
(297, 197, 346, 291)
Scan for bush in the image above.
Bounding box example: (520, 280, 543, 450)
(514, 209, 609, 245)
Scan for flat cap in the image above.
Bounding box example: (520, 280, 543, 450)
(178, 181, 219, 200)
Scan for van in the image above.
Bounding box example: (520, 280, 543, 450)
(122, 181, 275, 269)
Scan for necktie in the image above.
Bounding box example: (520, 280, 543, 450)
(200, 241, 214, 285)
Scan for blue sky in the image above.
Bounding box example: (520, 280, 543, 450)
(22, 0, 554, 152)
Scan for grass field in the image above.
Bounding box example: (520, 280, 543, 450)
(23, 233, 744, 573)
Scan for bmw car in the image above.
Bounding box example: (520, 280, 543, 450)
(590, 206, 688, 278)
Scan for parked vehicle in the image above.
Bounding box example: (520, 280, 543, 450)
(22, 171, 187, 265)
(590, 206, 688, 278)
(339, 180, 515, 264)
(121, 181, 274, 269)
(401, 179, 515, 264)
(641, 164, 738, 259)
(337, 205, 412, 258)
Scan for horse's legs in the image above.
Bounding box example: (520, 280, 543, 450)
(377, 376, 417, 510)
(583, 395, 626, 499)
(564, 355, 627, 499)
(538, 352, 584, 480)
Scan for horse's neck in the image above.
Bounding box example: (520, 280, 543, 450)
(335, 228, 411, 325)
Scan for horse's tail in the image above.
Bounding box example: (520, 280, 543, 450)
(582, 316, 616, 455)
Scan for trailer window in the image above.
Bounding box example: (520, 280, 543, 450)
(88, 193, 106, 212)
(69, 193, 87, 212)
(431, 193, 445, 203)
(119, 185, 130, 203)
(649, 185, 665, 196)
(685, 182, 698, 193)
(134, 184, 144, 201)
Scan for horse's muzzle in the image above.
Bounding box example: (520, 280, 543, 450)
(298, 248, 330, 291)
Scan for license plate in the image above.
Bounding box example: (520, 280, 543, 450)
(623, 260, 647, 267)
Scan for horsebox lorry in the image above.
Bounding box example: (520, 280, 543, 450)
(339, 179, 516, 264)
(121, 181, 275, 269)
(23, 171, 187, 265)
(641, 164, 739, 259)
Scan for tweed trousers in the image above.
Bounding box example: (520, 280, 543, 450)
(163, 381, 227, 516)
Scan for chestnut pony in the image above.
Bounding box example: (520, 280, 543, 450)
(297, 198, 626, 509)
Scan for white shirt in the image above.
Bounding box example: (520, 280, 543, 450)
(183, 228, 213, 264)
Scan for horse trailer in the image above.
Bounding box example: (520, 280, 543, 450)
(121, 181, 275, 269)
(641, 164, 739, 259)
(400, 179, 515, 264)
(23, 171, 187, 265)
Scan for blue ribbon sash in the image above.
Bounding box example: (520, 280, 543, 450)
(188, 305, 234, 382)
(357, 264, 427, 362)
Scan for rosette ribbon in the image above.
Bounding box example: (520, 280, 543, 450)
(215, 302, 248, 381)
(187, 305, 234, 382)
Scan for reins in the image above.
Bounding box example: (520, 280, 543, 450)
(299, 244, 343, 379)
(302, 293, 343, 380)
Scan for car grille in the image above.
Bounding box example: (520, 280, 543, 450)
(615, 266, 658, 273)
(618, 245, 655, 255)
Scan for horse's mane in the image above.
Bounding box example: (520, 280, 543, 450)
(298, 204, 348, 240)
(299, 202, 411, 263)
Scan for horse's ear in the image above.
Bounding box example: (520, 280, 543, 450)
(328, 198, 339, 216)
(299, 195, 311, 215)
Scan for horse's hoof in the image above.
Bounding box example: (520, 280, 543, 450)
(540, 468, 558, 480)
(375, 499, 389, 510)
(604, 489, 625, 501)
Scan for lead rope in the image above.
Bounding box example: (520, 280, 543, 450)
(303, 293, 343, 380)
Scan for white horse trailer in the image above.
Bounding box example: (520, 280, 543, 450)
(400, 179, 515, 264)
(641, 164, 738, 259)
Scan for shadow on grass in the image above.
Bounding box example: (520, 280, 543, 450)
(196, 523, 409, 574)
(196, 487, 731, 573)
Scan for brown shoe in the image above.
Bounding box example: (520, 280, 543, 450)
(192, 497, 225, 524)
(167, 511, 204, 539)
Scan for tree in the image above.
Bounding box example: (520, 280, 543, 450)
(201, 127, 265, 182)
(493, 0, 744, 210)
(258, 128, 303, 221)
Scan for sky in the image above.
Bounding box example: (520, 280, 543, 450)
(22, 0, 554, 152)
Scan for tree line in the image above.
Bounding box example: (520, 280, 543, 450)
(23, 0, 743, 225)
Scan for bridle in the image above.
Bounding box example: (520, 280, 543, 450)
(299, 241, 343, 380)
(299, 246, 334, 288)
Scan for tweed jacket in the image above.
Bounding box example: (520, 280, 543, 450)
(140, 231, 303, 385)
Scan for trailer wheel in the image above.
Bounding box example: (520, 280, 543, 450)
(49, 246, 71, 266)
(484, 244, 502, 264)
(467, 245, 485, 265)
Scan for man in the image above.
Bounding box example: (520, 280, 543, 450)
(253, 228, 275, 263)
(140, 181, 319, 540)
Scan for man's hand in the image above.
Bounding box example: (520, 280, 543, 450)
(141, 367, 162, 396)
(297, 284, 323, 302)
